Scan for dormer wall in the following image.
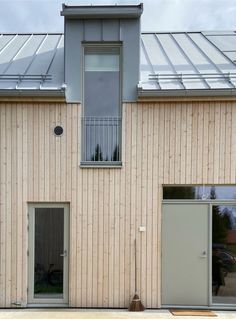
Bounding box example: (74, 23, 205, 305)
(61, 4, 143, 102)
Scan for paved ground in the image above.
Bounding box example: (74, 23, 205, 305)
(0, 309, 235, 319)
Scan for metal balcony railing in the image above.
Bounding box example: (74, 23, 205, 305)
(81, 116, 122, 164)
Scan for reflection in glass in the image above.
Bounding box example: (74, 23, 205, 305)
(163, 186, 198, 199)
(34, 208, 64, 299)
(83, 47, 121, 163)
(163, 185, 236, 200)
(212, 205, 236, 304)
(82, 117, 121, 162)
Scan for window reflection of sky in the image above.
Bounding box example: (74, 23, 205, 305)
(193, 186, 236, 200)
(205, 187, 236, 200)
(163, 186, 236, 200)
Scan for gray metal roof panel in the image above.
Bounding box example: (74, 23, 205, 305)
(203, 32, 236, 66)
(141, 34, 183, 90)
(0, 31, 236, 96)
(189, 33, 235, 71)
(206, 35, 236, 51)
(42, 34, 64, 89)
(157, 33, 207, 89)
(140, 31, 236, 94)
(0, 33, 64, 92)
(5, 34, 45, 75)
(224, 52, 236, 62)
(0, 35, 29, 73)
(25, 34, 61, 75)
(0, 34, 15, 52)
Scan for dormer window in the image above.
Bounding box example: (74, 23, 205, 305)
(81, 44, 122, 165)
(61, 4, 143, 166)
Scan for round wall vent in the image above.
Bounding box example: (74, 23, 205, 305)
(54, 126, 63, 136)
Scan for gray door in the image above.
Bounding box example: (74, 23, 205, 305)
(162, 203, 209, 306)
(28, 204, 69, 305)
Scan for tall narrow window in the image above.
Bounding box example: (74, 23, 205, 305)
(82, 46, 121, 165)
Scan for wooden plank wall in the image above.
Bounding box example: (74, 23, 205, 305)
(0, 100, 236, 308)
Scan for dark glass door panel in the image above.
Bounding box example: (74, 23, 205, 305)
(34, 208, 64, 299)
(212, 205, 236, 304)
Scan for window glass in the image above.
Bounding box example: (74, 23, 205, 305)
(83, 46, 121, 163)
(212, 205, 236, 304)
(84, 47, 120, 117)
(84, 71, 119, 117)
(85, 54, 119, 72)
(163, 186, 236, 200)
(34, 208, 64, 298)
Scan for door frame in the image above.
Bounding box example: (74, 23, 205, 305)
(27, 203, 69, 307)
(162, 200, 236, 310)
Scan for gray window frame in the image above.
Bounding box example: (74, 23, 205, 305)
(81, 42, 123, 167)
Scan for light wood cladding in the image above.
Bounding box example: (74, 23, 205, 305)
(0, 101, 236, 308)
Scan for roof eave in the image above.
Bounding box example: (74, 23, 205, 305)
(0, 89, 65, 98)
(138, 88, 236, 98)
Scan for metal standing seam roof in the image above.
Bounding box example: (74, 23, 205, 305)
(140, 31, 236, 96)
(0, 33, 64, 96)
(0, 31, 236, 97)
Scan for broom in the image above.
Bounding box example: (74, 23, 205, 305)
(128, 238, 145, 311)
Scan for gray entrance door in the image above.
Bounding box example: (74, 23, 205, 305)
(28, 204, 69, 306)
(162, 203, 209, 306)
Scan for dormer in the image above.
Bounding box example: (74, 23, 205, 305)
(61, 3, 143, 102)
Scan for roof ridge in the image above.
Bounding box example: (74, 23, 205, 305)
(141, 31, 236, 34)
(0, 31, 235, 35)
(0, 33, 63, 35)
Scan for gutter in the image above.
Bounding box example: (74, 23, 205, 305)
(0, 89, 65, 98)
(138, 87, 236, 98)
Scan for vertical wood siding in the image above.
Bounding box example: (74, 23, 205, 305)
(0, 101, 236, 308)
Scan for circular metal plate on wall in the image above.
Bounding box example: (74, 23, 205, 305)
(54, 126, 63, 136)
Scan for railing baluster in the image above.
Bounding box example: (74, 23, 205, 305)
(83, 118, 87, 160)
(107, 117, 112, 161)
(113, 118, 115, 161)
(88, 117, 91, 161)
(93, 117, 95, 162)
(82, 115, 121, 163)
(116, 118, 118, 161)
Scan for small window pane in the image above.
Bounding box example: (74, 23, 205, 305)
(84, 71, 119, 117)
(163, 186, 201, 199)
(85, 54, 119, 72)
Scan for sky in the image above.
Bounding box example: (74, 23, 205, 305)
(0, 0, 236, 33)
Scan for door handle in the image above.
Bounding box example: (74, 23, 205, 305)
(200, 251, 207, 258)
(60, 250, 68, 257)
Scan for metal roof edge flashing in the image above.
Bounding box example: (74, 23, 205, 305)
(138, 87, 236, 98)
(61, 3, 143, 19)
(0, 89, 65, 98)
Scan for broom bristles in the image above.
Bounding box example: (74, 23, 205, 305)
(128, 294, 145, 312)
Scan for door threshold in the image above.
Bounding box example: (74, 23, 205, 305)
(27, 303, 69, 308)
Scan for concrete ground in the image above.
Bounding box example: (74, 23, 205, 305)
(0, 309, 236, 319)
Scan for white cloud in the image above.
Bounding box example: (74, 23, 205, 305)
(141, 0, 236, 31)
(0, 1, 63, 32)
(0, 0, 235, 32)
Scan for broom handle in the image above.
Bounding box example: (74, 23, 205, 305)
(135, 238, 137, 293)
